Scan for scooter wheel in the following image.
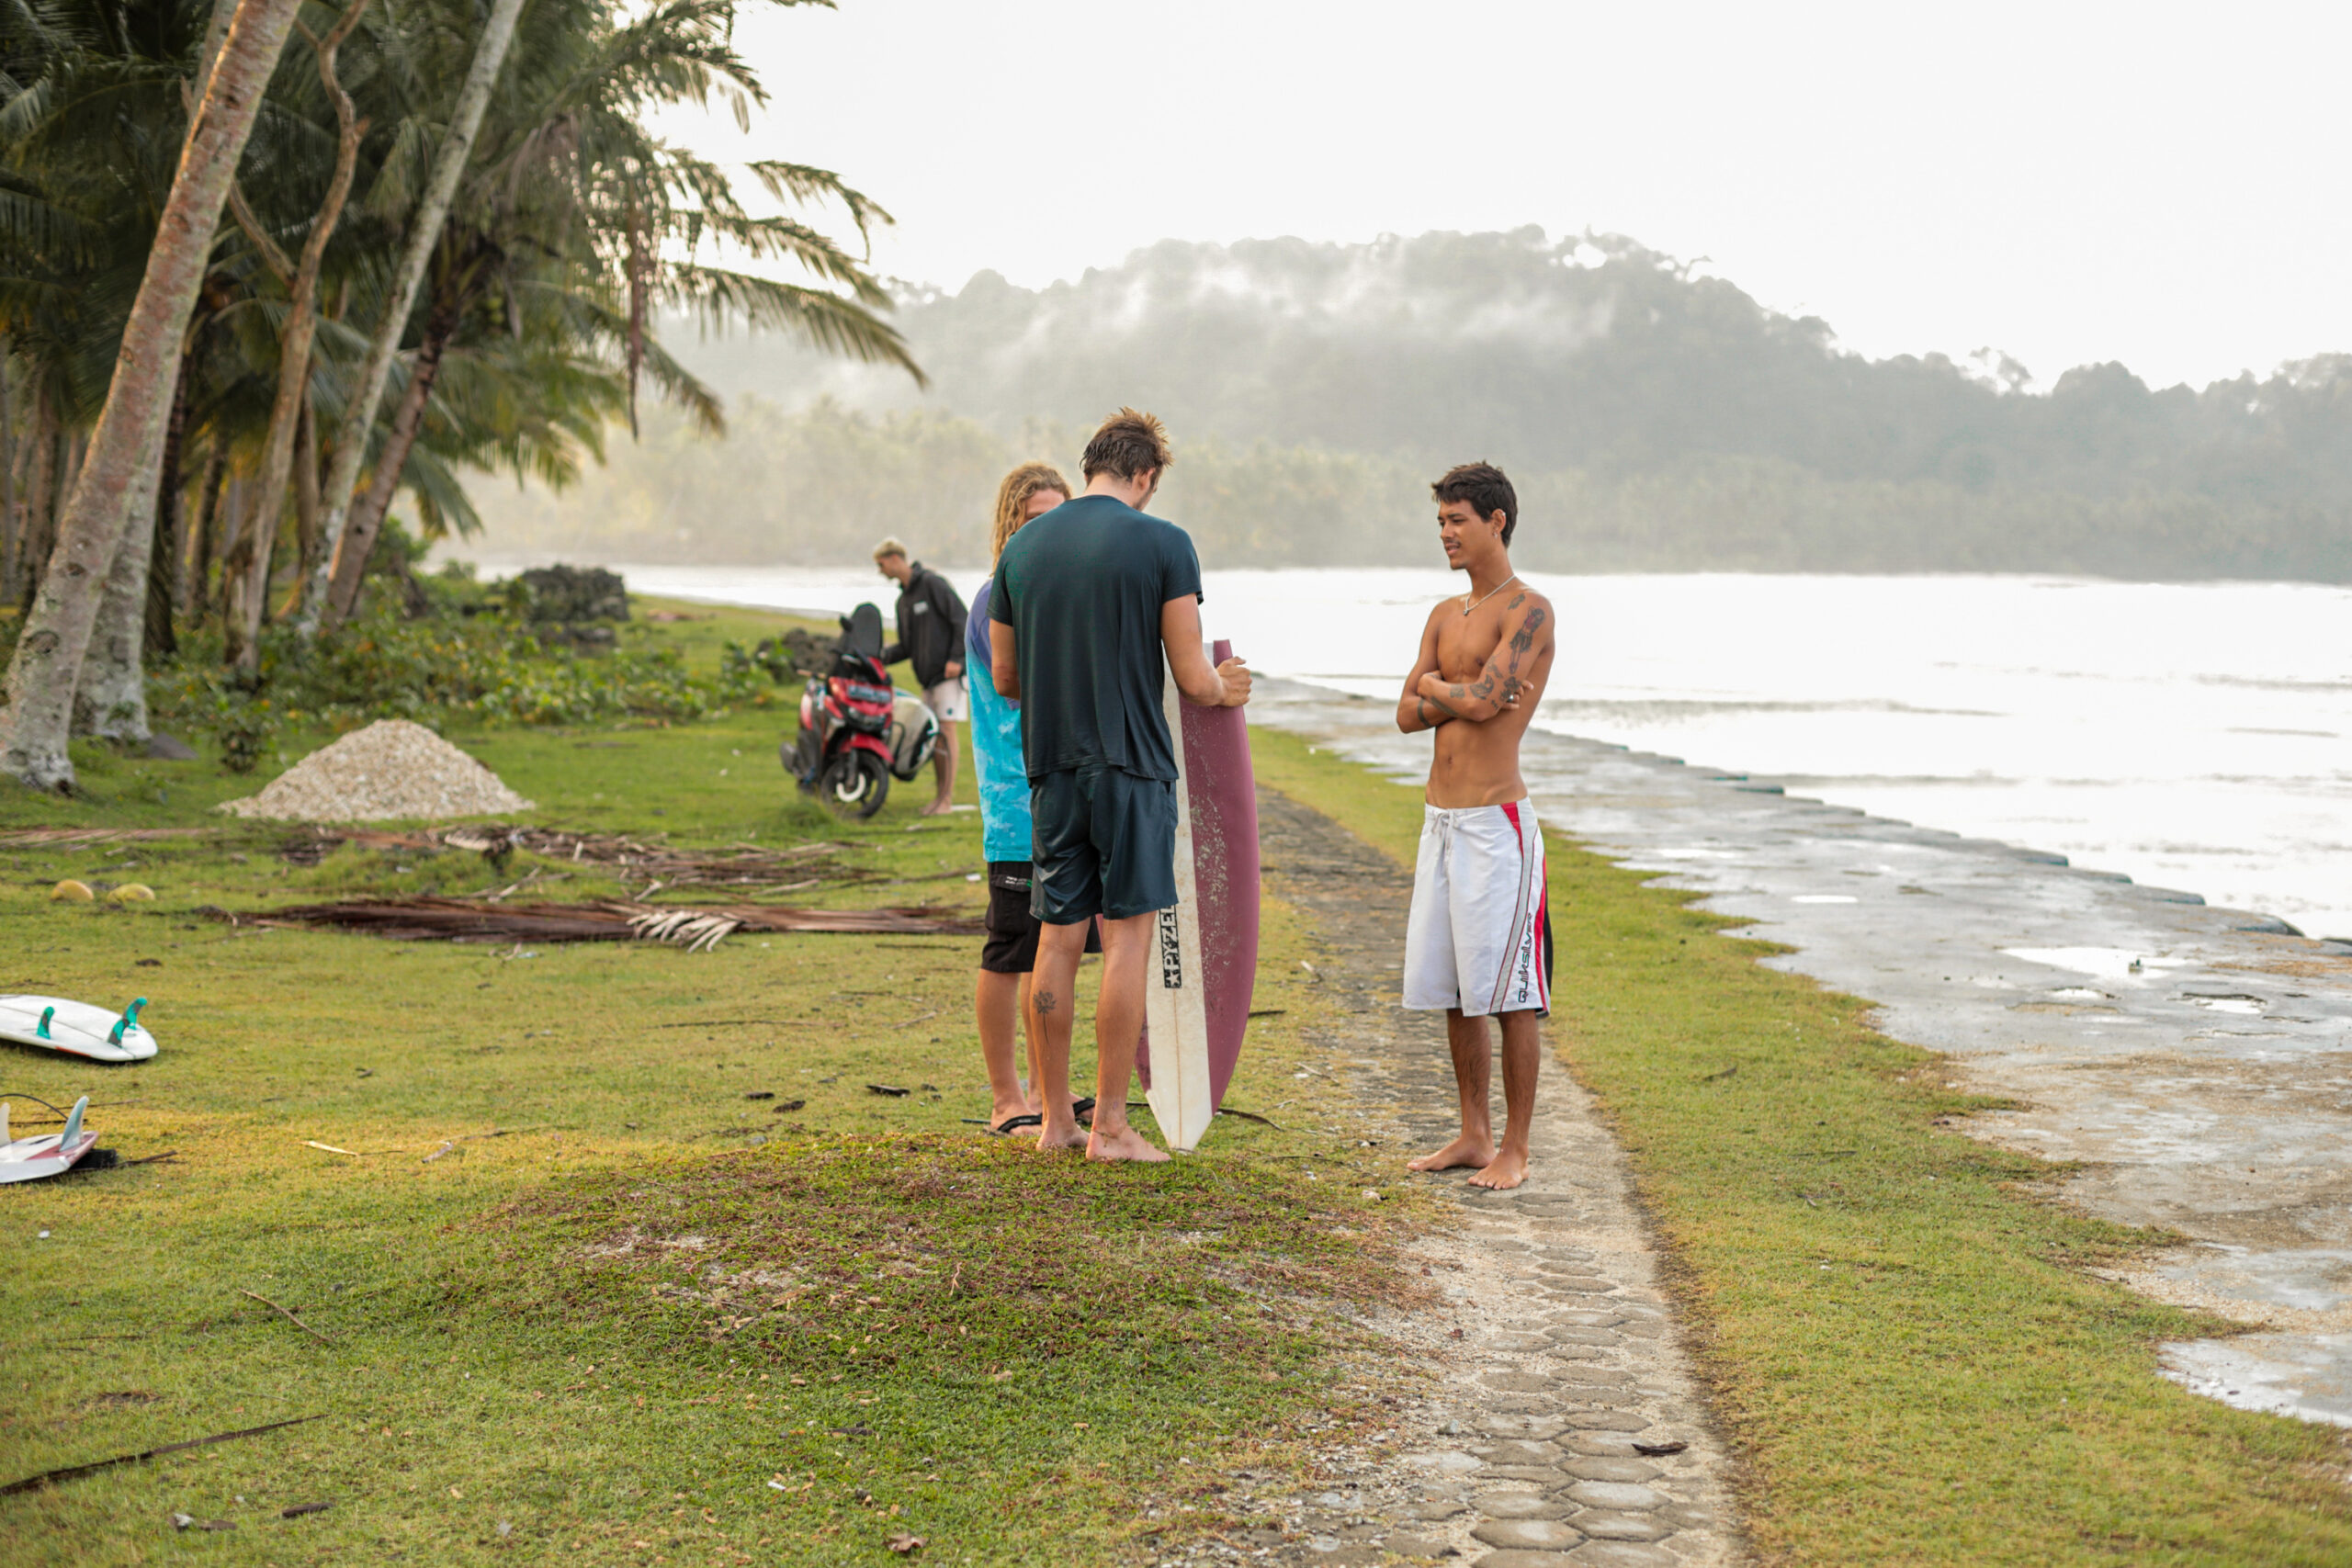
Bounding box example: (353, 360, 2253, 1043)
(817, 750, 890, 819)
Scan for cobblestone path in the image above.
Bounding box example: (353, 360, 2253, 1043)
(1192, 787, 1747, 1568)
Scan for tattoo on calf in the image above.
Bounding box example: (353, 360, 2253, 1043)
(1034, 991, 1058, 1016)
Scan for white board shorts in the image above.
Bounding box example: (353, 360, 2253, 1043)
(924, 677, 967, 724)
(1403, 800, 1553, 1016)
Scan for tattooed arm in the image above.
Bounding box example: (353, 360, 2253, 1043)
(1412, 593, 1554, 723)
(1396, 606, 1458, 733)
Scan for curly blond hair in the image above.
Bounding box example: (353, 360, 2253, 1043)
(989, 461, 1072, 564)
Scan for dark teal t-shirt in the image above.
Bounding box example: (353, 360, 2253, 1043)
(989, 494, 1204, 782)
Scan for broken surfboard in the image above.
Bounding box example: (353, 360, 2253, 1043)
(0, 1095, 101, 1183)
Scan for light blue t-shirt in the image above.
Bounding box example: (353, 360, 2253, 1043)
(965, 579, 1031, 862)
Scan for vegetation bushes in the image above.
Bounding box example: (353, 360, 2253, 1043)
(474, 398, 2352, 581)
(132, 588, 786, 747)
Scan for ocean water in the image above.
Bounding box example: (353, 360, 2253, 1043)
(557, 563, 2352, 941)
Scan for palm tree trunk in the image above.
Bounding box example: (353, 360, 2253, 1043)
(145, 370, 189, 660)
(210, 472, 244, 624)
(77, 351, 194, 740)
(180, 436, 225, 622)
(220, 391, 288, 671)
(0, 0, 302, 791)
(222, 0, 368, 677)
(325, 297, 452, 623)
(11, 403, 58, 615)
(300, 0, 528, 635)
(4, 391, 51, 607)
(74, 460, 161, 743)
(0, 347, 16, 598)
(285, 391, 322, 615)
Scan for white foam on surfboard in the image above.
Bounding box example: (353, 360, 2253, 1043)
(1144, 664, 1216, 1151)
(0, 996, 158, 1064)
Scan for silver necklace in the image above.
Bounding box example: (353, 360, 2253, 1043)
(1462, 572, 1519, 616)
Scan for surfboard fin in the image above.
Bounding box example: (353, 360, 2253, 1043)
(108, 998, 146, 1047)
(60, 1095, 87, 1147)
(36, 1006, 53, 1040)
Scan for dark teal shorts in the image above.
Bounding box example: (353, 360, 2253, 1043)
(1029, 767, 1178, 924)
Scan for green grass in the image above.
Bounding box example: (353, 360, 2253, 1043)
(12, 623, 2346, 1564)
(0, 604, 1415, 1564)
(1251, 725, 2352, 1566)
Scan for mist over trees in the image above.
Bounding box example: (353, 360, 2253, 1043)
(473, 228, 2352, 580)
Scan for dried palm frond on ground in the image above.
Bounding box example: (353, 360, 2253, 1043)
(213, 897, 982, 948)
(0, 829, 212, 846)
(274, 825, 875, 894)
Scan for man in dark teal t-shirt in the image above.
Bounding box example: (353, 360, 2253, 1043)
(989, 408, 1251, 1163)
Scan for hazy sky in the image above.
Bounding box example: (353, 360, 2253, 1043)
(666, 0, 2348, 391)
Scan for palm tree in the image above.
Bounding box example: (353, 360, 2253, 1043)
(215, 0, 368, 674)
(1, 0, 922, 760)
(292, 0, 523, 632)
(0, 0, 302, 790)
(0, 0, 198, 611)
(319, 0, 924, 627)
(0, 0, 258, 735)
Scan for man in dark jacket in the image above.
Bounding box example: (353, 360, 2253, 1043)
(874, 537, 969, 815)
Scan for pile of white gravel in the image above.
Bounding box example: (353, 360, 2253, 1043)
(218, 719, 534, 822)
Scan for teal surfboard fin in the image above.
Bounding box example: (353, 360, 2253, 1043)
(108, 998, 147, 1047)
(36, 1006, 53, 1040)
(60, 1095, 87, 1146)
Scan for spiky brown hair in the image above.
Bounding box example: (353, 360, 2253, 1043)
(1080, 407, 1174, 483)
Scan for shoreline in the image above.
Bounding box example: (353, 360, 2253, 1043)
(1246, 676, 2352, 1429)
(558, 561, 2352, 942)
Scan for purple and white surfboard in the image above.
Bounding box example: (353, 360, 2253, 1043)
(1136, 638, 1261, 1150)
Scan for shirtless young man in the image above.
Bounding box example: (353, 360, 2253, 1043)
(1395, 462, 1557, 1190)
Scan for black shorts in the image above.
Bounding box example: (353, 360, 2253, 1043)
(1030, 767, 1178, 924)
(980, 861, 1100, 973)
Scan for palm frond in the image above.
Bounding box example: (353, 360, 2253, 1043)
(662, 264, 924, 385)
(747, 159, 892, 248)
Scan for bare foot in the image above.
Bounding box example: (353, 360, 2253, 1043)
(920, 798, 956, 817)
(1468, 1146, 1531, 1190)
(1086, 1124, 1170, 1163)
(1034, 1120, 1089, 1153)
(1407, 1134, 1495, 1173)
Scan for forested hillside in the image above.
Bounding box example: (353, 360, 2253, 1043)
(472, 229, 2352, 579)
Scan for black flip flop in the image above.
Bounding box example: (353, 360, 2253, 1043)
(985, 1112, 1042, 1136)
(1071, 1097, 1096, 1128)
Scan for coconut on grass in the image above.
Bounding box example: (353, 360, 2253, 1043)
(218, 719, 534, 822)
